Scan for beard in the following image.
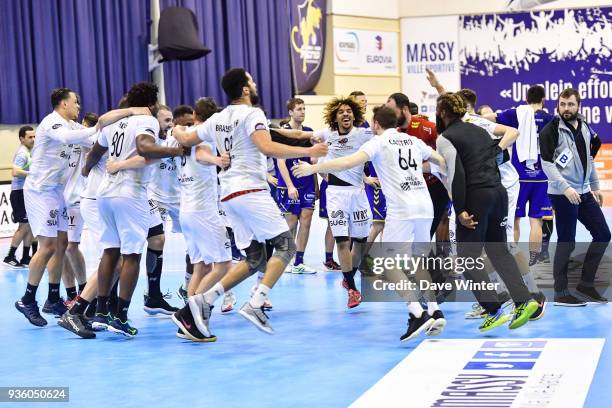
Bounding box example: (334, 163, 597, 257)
(436, 115, 447, 134)
(559, 109, 578, 122)
(396, 114, 406, 128)
(249, 92, 260, 106)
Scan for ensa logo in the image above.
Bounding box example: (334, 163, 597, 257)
(375, 35, 383, 50)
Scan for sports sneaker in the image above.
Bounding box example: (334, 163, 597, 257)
(221, 292, 237, 313)
(3, 256, 23, 269)
(509, 300, 539, 329)
(172, 307, 216, 342)
(58, 311, 95, 339)
(291, 263, 317, 274)
(530, 292, 547, 320)
(91, 313, 114, 331)
(465, 303, 487, 319)
(107, 317, 138, 338)
(187, 294, 213, 337)
(239, 302, 274, 334)
(19, 256, 31, 266)
(427, 310, 447, 336)
(400, 312, 434, 342)
(176, 285, 188, 305)
(15, 300, 47, 327)
(537, 251, 550, 264)
(347, 289, 362, 309)
(176, 328, 187, 339)
(554, 294, 587, 307)
(42, 298, 68, 317)
(576, 285, 608, 304)
(479, 308, 511, 332)
(324, 259, 341, 271)
(143, 291, 179, 315)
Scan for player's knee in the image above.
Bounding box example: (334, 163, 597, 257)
(245, 241, 267, 274)
(270, 230, 296, 264)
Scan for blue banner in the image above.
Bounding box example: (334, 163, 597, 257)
(460, 8, 612, 142)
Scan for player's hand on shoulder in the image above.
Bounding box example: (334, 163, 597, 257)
(309, 143, 328, 158)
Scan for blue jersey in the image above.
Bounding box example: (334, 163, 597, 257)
(275, 124, 314, 190)
(497, 108, 553, 181)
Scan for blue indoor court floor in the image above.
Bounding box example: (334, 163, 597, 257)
(1, 213, 611, 408)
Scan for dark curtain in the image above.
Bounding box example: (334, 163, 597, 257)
(0, 0, 150, 124)
(160, 0, 292, 118)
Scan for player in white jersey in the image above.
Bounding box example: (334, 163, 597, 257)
(4, 126, 35, 268)
(173, 68, 327, 336)
(165, 97, 233, 341)
(294, 106, 449, 341)
(61, 113, 99, 305)
(82, 82, 185, 338)
(277, 97, 373, 309)
(15, 88, 143, 327)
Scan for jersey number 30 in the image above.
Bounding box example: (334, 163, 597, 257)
(398, 148, 417, 170)
(110, 131, 125, 157)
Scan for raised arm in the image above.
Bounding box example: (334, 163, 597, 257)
(292, 151, 369, 178)
(96, 107, 151, 130)
(251, 130, 327, 159)
(172, 126, 202, 147)
(426, 68, 447, 95)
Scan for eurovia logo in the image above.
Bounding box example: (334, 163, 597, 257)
(375, 35, 383, 51)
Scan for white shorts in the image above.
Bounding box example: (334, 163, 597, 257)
(67, 206, 84, 243)
(24, 187, 68, 238)
(382, 218, 433, 256)
(98, 196, 149, 255)
(180, 209, 231, 264)
(81, 198, 104, 258)
(326, 185, 371, 238)
(154, 200, 181, 233)
(506, 182, 519, 243)
(221, 190, 288, 250)
(148, 199, 164, 230)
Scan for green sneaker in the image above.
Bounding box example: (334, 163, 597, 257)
(478, 308, 511, 332)
(509, 300, 539, 330)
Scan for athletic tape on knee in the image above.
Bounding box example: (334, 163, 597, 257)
(270, 230, 296, 264)
(245, 241, 267, 274)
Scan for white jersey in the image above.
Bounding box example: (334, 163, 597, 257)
(195, 104, 269, 199)
(463, 112, 519, 189)
(360, 128, 433, 220)
(315, 126, 372, 187)
(81, 131, 108, 200)
(148, 130, 181, 204)
(11, 145, 31, 190)
(63, 133, 97, 207)
(172, 126, 219, 212)
(25, 111, 89, 191)
(96, 115, 160, 200)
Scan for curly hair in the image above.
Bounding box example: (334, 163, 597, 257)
(437, 92, 467, 120)
(323, 96, 365, 130)
(126, 82, 158, 108)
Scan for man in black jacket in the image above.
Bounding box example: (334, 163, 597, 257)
(436, 92, 539, 332)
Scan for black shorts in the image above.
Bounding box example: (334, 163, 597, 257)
(10, 189, 28, 223)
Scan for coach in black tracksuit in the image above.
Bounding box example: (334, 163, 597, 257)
(436, 93, 534, 316)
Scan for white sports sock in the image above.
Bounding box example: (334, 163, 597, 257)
(249, 284, 271, 308)
(257, 271, 264, 285)
(203, 282, 224, 305)
(427, 302, 439, 315)
(407, 302, 424, 318)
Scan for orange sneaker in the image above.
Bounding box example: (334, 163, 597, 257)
(348, 289, 362, 308)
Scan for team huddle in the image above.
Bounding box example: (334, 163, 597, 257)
(8, 67, 609, 342)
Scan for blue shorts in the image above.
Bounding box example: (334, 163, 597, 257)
(319, 179, 328, 218)
(365, 184, 387, 221)
(277, 186, 315, 216)
(515, 181, 553, 218)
